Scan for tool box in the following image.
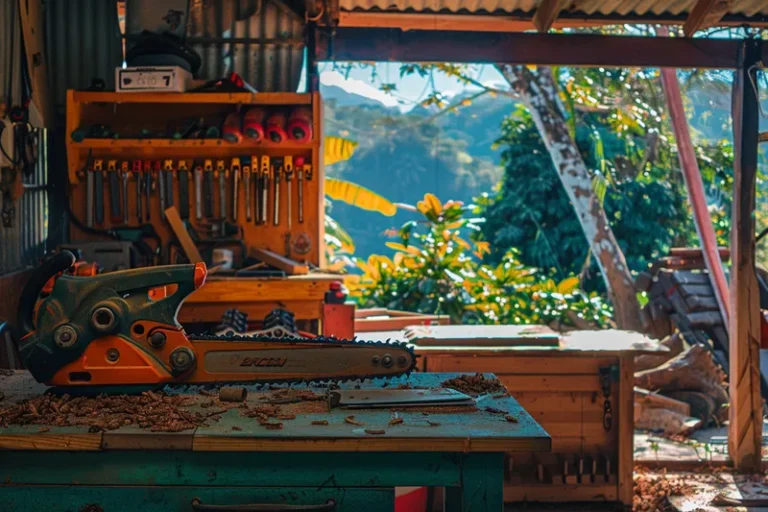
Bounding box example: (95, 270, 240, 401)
(65, 90, 328, 330)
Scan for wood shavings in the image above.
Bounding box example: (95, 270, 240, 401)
(231, 426, 242, 431)
(441, 373, 506, 396)
(311, 420, 329, 426)
(484, 406, 506, 414)
(263, 422, 283, 430)
(388, 417, 404, 426)
(427, 420, 441, 426)
(633, 467, 694, 511)
(345, 415, 365, 426)
(277, 414, 296, 420)
(505, 415, 518, 423)
(365, 429, 385, 435)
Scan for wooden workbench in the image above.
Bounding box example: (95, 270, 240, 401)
(365, 327, 667, 506)
(0, 371, 550, 512)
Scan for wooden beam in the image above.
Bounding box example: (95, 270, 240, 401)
(684, 0, 734, 37)
(533, 0, 570, 32)
(319, 29, 747, 69)
(728, 39, 763, 473)
(17, 0, 54, 127)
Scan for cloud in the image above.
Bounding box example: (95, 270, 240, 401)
(320, 71, 400, 108)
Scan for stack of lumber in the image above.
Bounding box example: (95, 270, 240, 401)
(633, 333, 729, 435)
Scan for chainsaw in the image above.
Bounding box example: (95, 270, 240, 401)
(17, 251, 416, 392)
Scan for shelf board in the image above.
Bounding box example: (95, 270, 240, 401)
(71, 138, 315, 151)
(71, 91, 313, 105)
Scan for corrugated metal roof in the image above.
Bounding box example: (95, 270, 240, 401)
(0, 0, 23, 108)
(46, 0, 123, 115)
(338, 0, 768, 18)
(125, 0, 304, 93)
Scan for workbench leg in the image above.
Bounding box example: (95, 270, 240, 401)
(444, 453, 504, 512)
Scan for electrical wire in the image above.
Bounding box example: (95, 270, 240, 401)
(747, 62, 767, 119)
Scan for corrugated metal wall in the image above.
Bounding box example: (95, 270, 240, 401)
(46, 0, 123, 115)
(0, 0, 23, 107)
(126, 0, 305, 92)
(0, 129, 48, 274)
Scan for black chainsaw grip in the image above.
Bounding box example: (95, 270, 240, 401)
(17, 251, 77, 335)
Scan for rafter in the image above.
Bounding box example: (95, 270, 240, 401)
(683, 0, 734, 36)
(533, 0, 570, 32)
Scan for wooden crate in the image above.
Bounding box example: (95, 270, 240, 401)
(415, 329, 662, 506)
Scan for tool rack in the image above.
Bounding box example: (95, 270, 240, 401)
(65, 90, 324, 268)
(65, 90, 332, 328)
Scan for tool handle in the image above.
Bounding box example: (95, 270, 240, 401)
(109, 171, 120, 220)
(94, 172, 104, 224)
(191, 499, 336, 512)
(179, 170, 190, 220)
(204, 172, 214, 218)
(17, 251, 76, 335)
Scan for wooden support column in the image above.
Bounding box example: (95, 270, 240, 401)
(728, 38, 763, 472)
(684, 0, 734, 37)
(18, 0, 53, 127)
(532, 0, 569, 33)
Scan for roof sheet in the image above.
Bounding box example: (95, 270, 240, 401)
(338, 0, 768, 20)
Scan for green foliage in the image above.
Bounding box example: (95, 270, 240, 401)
(346, 194, 614, 328)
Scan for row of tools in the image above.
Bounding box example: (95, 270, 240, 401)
(82, 156, 312, 229)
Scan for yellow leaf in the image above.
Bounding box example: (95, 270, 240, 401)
(385, 242, 409, 252)
(324, 137, 358, 166)
(405, 245, 421, 256)
(442, 230, 451, 241)
(325, 178, 397, 216)
(557, 277, 580, 294)
(474, 241, 491, 256)
(453, 236, 471, 250)
(393, 252, 404, 266)
(423, 193, 443, 215)
(461, 98, 472, 106)
(325, 260, 348, 272)
(417, 200, 430, 214)
(444, 220, 465, 230)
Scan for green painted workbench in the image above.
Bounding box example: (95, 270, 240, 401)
(0, 372, 550, 512)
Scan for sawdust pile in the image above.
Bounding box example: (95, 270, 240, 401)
(634, 467, 694, 512)
(0, 391, 216, 432)
(441, 373, 506, 396)
(268, 388, 326, 403)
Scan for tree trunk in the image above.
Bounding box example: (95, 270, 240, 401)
(497, 65, 643, 331)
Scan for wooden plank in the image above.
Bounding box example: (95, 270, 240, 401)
(72, 91, 312, 105)
(670, 247, 730, 259)
(504, 484, 617, 503)
(683, 0, 734, 36)
(164, 206, 204, 263)
(427, 356, 615, 375)
(320, 29, 747, 69)
(728, 40, 764, 472)
(0, 433, 102, 451)
(356, 315, 449, 332)
(250, 248, 309, 275)
(618, 356, 634, 504)
(187, 278, 328, 303)
(634, 387, 691, 416)
(18, 0, 54, 127)
(102, 429, 195, 450)
(499, 375, 601, 392)
(532, 0, 570, 32)
(405, 324, 559, 347)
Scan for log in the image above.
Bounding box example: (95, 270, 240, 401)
(634, 387, 691, 416)
(665, 390, 718, 423)
(634, 345, 729, 406)
(634, 405, 703, 435)
(634, 333, 684, 372)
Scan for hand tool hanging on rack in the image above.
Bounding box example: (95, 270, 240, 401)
(132, 161, 143, 223)
(216, 159, 227, 232)
(162, 159, 174, 216)
(143, 160, 152, 222)
(260, 156, 269, 225)
(243, 160, 252, 222)
(156, 160, 166, 217)
(272, 157, 283, 227)
(194, 161, 203, 221)
(120, 161, 130, 224)
(178, 160, 190, 220)
(203, 159, 214, 219)
(284, 156, 294, 230)
(231, 158, 241, 221)
(107, 160, 121, 223)
(296, 157, 305, 224)
(94, 160, 105, 225)
(86, 162, 95, 228)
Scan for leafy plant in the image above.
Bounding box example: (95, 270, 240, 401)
(345, 193, 614, 328)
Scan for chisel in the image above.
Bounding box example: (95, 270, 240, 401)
(161, 160, 173, 217)
(217, 159, 227, 229)
(107, 160, 121, 223)
(272, 157, 283, 227)
(165, 160, 175, 210)
(231, 157, 241, 221)
(296, 156, 305, 224)
(203, 159, 214, 218)
(86, 163, 94, 227)
(194, 162, 203, 220)
(143, 160, 153, 222)
(156, 160, 166, 217)
(243, 159, 252, 222)
(284, 156, 294, 230)
(94, 160, 104, 225)
(133, 160, 142, 223)
(178, 160, 190, 220)
(120, 161, 130, 224)
(260, 156, 269, 224)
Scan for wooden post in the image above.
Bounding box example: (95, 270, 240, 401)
(728, 38, 763, 472)
(17, 0, 54, 127)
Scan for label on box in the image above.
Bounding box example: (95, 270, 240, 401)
(116, 67, 188, 92)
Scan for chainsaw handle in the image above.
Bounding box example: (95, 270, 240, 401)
(17, 251, 76, 336)
(191, 499, 336, 512)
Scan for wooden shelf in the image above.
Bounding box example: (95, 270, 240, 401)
(72, 139, 314, 150)
(71, 91, 312, 105)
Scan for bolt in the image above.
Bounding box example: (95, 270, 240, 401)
(91, 307, 117, 333)
(54, 325, 77, 348)
(169, 347, 195, 373)
(382, 354, 394, 368)
(106, 348, 120, 362)
(371, 355, 380, 365)
(398, 355, 408, 367)
(149, 331, 167, 349)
